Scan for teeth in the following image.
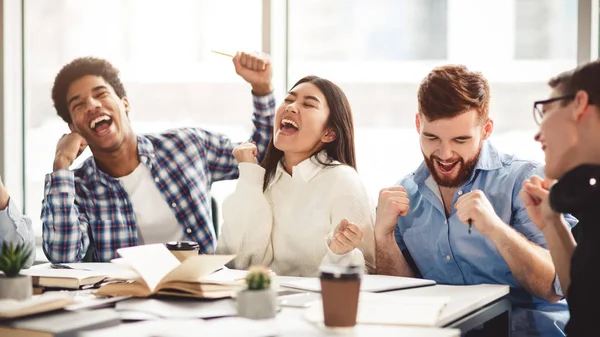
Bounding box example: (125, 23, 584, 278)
(281, 119, 299, 129)
(90, 115, 111, 130)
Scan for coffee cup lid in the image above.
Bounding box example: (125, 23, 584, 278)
(319, 265, 363, 280)
(165, 241, 199, 251)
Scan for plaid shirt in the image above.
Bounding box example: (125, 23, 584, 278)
(42, 93, 275, 263)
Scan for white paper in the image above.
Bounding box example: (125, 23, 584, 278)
(304, 293, 449, 327)
(280, 275, 435, 293)
(116, 244, 180, 291)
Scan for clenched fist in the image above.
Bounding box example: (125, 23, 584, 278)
(53, 133, 88, 171)
(328, 219, 364, 255)
(233, 51, 273, 96)
(232, 142, 258, 164)
(375, 186, 410, 236)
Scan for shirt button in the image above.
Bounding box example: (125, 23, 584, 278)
(141, 156, 147, 163)
(444, 220, 448, 225)
(154, 177, 159, 183)
(446, 255, 451, 261)
(186, 228, 192, 234)
(171, 202, 177, 208)
(457, 190, 463, 196)
(46, 181, 50, 186)
(150, 154, 156, 158)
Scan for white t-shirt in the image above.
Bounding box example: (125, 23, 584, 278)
(118, 163, 183, 244)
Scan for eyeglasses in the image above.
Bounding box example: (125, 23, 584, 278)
(532, 95, 575, 125)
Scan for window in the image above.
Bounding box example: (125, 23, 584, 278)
(24, 0, 263, 236)
(288, 0, 577, 199)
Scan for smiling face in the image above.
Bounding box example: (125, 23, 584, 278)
(535, 88, 584, 179)
(66, 75, 132, 152)
(417, 109, 492, 187)
(273, 82, 335, 160)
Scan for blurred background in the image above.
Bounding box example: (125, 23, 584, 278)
(1, 0, 598, 240)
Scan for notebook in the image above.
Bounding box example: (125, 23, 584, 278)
(20, 268, 108, 290)
(0, 308, 120, 337)
(280, 275, 435, 293)
(94, 244, 238, 299)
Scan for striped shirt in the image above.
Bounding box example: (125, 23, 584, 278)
(42, 93, 275, 263)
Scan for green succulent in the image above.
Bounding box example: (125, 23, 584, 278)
(245, 266, 271, 290)
(0, 241, 32, 277)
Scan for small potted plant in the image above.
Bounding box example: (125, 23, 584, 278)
(0, 241, 33, 300)
(237, 266, 277, 319)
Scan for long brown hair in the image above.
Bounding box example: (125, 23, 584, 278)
(261, 76, 356, 191)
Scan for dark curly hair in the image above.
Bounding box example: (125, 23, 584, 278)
(51, 57, 127, 124)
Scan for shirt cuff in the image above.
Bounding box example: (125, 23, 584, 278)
(45, 169, 76, 195)
(237, 163, 266, 191)
(252, 92, 276, 117)
(323, 234, 365, 267)
(553, 273, 564, 298)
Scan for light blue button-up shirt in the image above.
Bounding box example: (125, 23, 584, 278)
(0, 199, 35, 268)
(395, 141, 574, 337)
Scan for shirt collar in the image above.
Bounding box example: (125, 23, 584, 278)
(413, 140, 503, 185)
(271, 151, 335, 186)
(89, 135, 156, 187)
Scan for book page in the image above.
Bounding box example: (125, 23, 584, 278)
(157, 255, 235, 288)
(116, 244, 180, 292)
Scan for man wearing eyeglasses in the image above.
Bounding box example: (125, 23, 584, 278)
(0, 175, 35, 268)
(375, 65, 576, 337)
(522, 59, 600, 336)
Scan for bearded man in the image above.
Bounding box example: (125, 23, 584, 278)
(373, 65, 576, 337)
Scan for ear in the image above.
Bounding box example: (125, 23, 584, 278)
(68, 123, 76, 133)
(573, 90, 589, 122)
(482, 118, 494, 140)
(415, 113, 421, 134)
(122, 97, 131, 115)
(321, 128, 337, 143)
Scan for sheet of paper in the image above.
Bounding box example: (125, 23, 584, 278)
(280, 275, 435, 293)
(304, 294, 449, 327)
(79, 317, 279, 337)
(115, 298, 237, 319)
(159, 254, 235, 285)
(116, 244, 180, 292)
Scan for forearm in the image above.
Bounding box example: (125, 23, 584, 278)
(217, 163, 273, 267)
(0, 199, 36, 268)
(541, 216, 576, 298)
(250, 93, 276, 163)
(375, 233, 416, 277)
(489, 222, 560, 302)
(0, 184, 9, 210)
(41, 171, 88, 263)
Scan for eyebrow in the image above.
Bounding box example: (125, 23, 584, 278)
(286, 91, 321, 104)
(67, 85, 108, 107)
(423, 132, 472, 141)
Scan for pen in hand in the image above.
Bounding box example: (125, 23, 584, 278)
(468, 219, 472, 234)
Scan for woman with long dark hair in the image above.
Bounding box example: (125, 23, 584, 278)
(217, 76, 374, 276)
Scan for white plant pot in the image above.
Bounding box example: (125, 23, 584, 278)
(236, 288, 277, 320)
(0, 275, 32, 301)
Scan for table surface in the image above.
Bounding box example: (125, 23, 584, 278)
(16, 267, 510, 337)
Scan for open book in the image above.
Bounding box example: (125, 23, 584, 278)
(280, 275, 436, 293)
(94, 244, 238, 299)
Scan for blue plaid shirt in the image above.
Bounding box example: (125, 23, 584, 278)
(42, 93, 275, 263)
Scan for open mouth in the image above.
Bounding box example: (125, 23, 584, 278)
(279, 118, 299, 135)
(436, 160, 459, 175)
(89, 115, 114, 136)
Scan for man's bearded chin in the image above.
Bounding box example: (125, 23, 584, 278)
(423, 151, 481, 188)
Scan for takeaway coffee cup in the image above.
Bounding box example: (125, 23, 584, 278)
(319, 265, 362, 328)
(165, 241, 199, 262)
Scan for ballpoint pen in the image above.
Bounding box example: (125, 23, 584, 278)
(468, 219, 472, 234)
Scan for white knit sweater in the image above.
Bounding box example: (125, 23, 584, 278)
(216, 155, 376, 277)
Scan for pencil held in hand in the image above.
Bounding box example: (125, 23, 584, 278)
(211, 50, 234, 58)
